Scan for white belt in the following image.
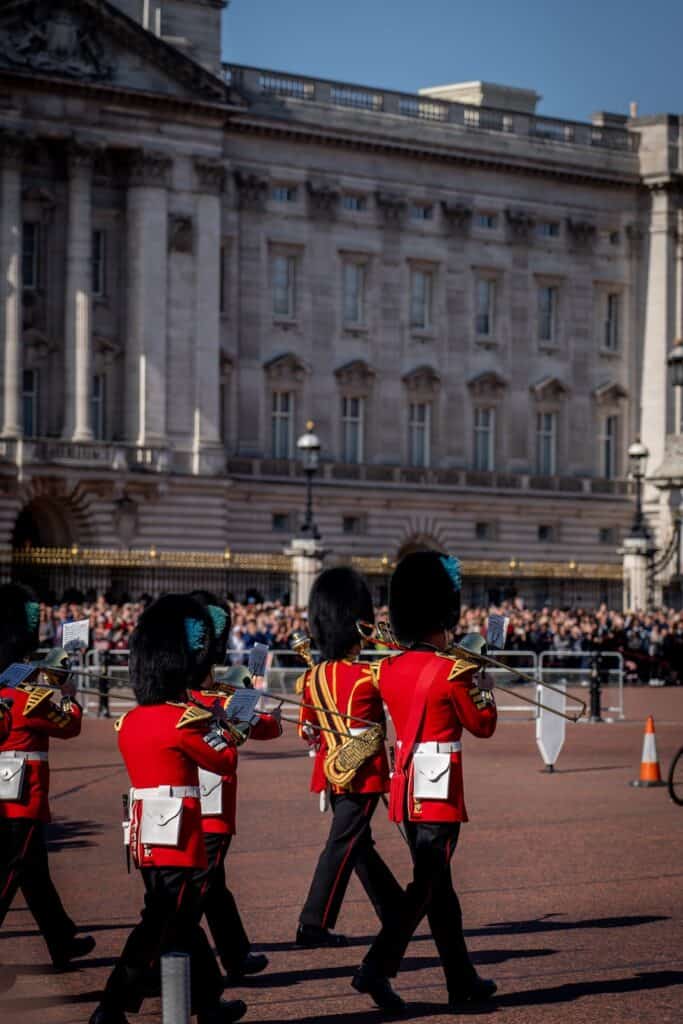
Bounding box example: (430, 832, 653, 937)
(348, 727, 371, 737)
(414, 741, 461, 755)
(132, 786, 200, 800)
(1, 750, 49, 763)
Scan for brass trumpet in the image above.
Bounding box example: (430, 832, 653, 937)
(362, 620, 586, 724)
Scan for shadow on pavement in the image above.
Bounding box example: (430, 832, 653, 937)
(45, 819, 103, 852)
(1, 921, 137, 940)
(470, 913, 669, 937)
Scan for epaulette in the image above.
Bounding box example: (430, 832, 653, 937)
(175, 704, 212, 729)
(295, 670, 309, 695)
(18, 685, 54, 717)
(368, 658, 389, 689)
(114, 711, 129, 732)
(436, 652, 479, 681)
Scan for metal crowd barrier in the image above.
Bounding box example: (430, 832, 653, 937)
(538, 650, 625, 720)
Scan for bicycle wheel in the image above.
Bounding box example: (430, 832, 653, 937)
(668, 746, 683, 806)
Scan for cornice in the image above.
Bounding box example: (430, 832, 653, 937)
(225, 115, 643, 191)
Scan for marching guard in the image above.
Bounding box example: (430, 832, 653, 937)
(296, 567, 402, 948)
(352, 551, 498, 1014)
(0, 583, 95, 980)
(90, 594, 246, 1024)
(188, 590, 282, 984)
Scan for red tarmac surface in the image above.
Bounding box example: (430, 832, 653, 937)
(1, 688, 682, 1024)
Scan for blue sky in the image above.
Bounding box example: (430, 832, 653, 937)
(222, 0, 682, 122)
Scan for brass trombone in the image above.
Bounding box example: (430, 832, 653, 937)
(362, 621, 586, 724)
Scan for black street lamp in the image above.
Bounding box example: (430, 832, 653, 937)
(667, 337, 683, 389)
(628, 437, 649, 537)
(297, 420, 321, 539)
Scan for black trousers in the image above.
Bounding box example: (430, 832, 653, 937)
(0, 819, 76, 961)
(300, 793, 402, 931)
(362, 820, 476, 998)
(101, 866, 223, 1014)
(196, 832, 250, 971)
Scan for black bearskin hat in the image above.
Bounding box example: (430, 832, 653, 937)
(0, 582, 40, 671)
(389, 551, 462, 645)
(129, 593, 214, 705)
(309, 566, 374, 661)
(189, 590, 231, 665)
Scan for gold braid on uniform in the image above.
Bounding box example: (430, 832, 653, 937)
(308, 664, 384, 790)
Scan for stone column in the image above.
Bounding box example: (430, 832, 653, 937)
(193, 159, 224, 475)
(621, 536, 651, 611)
(63, 142, 95, 441)
(125, 151, 171, 447)
(286, 537, 325, 607)
(0, 133, 23, 439)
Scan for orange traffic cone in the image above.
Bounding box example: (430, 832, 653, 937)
(630, 716, 666, 787)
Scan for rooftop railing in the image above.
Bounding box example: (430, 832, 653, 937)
(223, 64, 636, 153)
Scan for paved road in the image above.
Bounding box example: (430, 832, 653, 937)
(1, 689, 682, 1024)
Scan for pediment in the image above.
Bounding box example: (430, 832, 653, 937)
(531, 376, 569, 400)
(263, 352, 307, 385)
(403, 364, 441, 397)
(335, 360, 376, 392)
(594, 380, 628, 403)
(467, 370, 507, 398)
(0, 0, 230, 105)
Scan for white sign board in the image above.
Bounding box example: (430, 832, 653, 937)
(62, 618, 90, 652)
(535, 682, 566, 770)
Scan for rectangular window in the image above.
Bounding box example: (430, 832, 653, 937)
(272, 254, 296, 319)
(341, 395, 364, 463)
(604, 292, 620, 351)
(219, 243, 228, 315)
(538, 221, 560, 238)
(475, 278, 495, 337)
(92, 229, 106, 298)
(410, 203, 434, 221)
(271, 392, 294, 458)
(475, 521, 494, 540)
(92, 374, 106, 440)
(410, 269, 433, 330)
(473, 407, 495, 471)
(538, 524, 556, 542)
(599, 526, 616, 545)
(271, 185, 298, 203)
(22, 369, 39, 438)
(272, 513, 290, 533)
(538, 285, 558, 343)
(342, 194, 366, 212)
(342, 515, 364, 535)
(342, 262, 365, 326)
(476, 212, 498, 229)
(601, 415, 618, 479)
(22, 222, 39, 291)
(536, 411, 557, 475)
(408, 402, 431, 467)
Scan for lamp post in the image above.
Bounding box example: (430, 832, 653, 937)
(627, 438, 649, 537)
(297, 420, 321, 539)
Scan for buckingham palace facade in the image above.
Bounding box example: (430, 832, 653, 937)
(0, 0, 681, 606)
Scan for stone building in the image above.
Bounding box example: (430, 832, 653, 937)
(0, 0, 678, 605)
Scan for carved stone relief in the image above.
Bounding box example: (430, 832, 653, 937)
(0, 4, 115, 81)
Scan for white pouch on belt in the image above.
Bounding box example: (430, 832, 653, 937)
(198, 768, 223, 816)
(0, 755, 26, 801)
(139, 791, 184, 847)
(412, 752, 451, 801)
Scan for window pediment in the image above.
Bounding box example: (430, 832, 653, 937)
(263, 352, 307, 386)
(594, 380, 627, 404)
(335, 360, 375, 394)
(402, 364, 441, 397)
(531, 376, 568, 401)
(467, 370, 507, 399)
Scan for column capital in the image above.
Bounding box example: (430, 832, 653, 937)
(66, 139, 99, 173)
(128, 149, 172, 188)
(194, 158, 225, 195)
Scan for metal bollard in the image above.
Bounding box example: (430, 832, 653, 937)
(161, 952, 191, 1024)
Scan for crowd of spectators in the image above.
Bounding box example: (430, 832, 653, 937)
(33, 593, 683, 684)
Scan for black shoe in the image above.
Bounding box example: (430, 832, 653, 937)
(88, 1007, 129, 1024)
(448, 974, 497, 1007)
(52, 934, 96, 969)
(352, 966, 406, 1015)
(296, 924, 348, 948)
(224, 952, 269, 984)
(198, 999, 247, 1024)
(0, 965, 16, 994)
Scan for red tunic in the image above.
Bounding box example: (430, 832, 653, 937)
(377, 651, 497, 823)
(190, 688, 282, 836)
(0, 684, 82, 822)
(116, 701, 237, 868)
(297, 660, 390, 796)
(0, 702, 10, 743)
